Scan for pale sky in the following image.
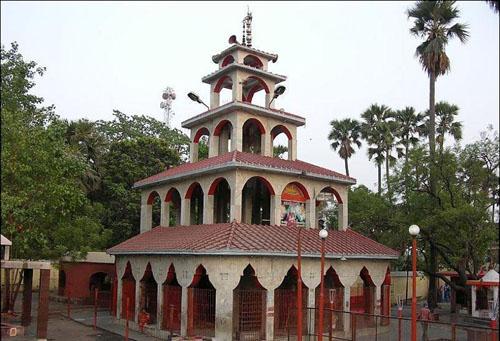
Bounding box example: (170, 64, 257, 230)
(1, 1, 499, 190)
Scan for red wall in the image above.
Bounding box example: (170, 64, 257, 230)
(60, 262, 115, 298)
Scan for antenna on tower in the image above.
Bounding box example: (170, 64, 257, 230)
(242, 8, 253, 47)
(160, 87, 176, 128)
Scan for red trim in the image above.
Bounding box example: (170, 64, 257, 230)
(208, 177, 229, 195)
(185, 182, 203, 199)
(271, 125, 292, 140)
(466, 280, 500, 287)
(147, 191, 160, 205)
(214, 76, 231, 93)
(360, 267, 375, 287)
(221, 55, 234, 67)
(193, 127, 210, 143)
(213, 120, 232, 136)
(165, 188, 180, 202)
(318, 187, 343, 204)
(243, 118, 266, 134)
(244, 176, 275, 195)
(244, 84, 261, 103)
(243, 54, 264, 68)
(382, 267, 391, 285)
(281, 182, 310, 201)
(246, 76, 269, 93)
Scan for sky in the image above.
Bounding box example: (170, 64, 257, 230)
(1, 1, 499, 190)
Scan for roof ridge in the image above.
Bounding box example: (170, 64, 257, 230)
(226, 220, 238, 249)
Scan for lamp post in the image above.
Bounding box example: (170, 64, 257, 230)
(409, 224, 420, 341)
(295, 218, 303, 341)
(318, 218, 328, 341)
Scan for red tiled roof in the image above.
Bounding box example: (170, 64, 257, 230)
(133, 151, 356, 188)
(107, 222, 399, 258)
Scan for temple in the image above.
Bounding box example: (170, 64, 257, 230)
(108, 11, 398, 340)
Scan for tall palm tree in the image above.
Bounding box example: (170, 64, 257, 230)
(421, 101, 463, 154)
(328, 118, 362, 177)
(395, 107, 425, 165)
(361, 104, 393, 195)
(407, 0, 469, 177)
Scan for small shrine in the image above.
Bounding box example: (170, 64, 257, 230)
(467, 269, 499, 319)
(108, 10, 398, 340)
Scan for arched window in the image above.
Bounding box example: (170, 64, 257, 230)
(242, 118, 265, 155)
(242, 76, 269, 107)
(147, 191, 161, 228)
(193, 127, 210, 161)
(139, 263, 157, 324)
(213, 120, 233, 155)
(350, 267, 376, 328)
(209, 178, 231, 223)
(280, 182, 309, 227)
(214, 75, 233, 106)
(242, 176, 274, 225)
(243, 55, 263, 69)
(165, 188, 181, 226)
(315, 267, 345, 332)
(187, 265, 216, 338)
(121, 262, 136, 320)
(162, 264, 181, 333)
(271, 125, 293, 160)
(221, 55, 235, 67)
(316, 187, 343, 229)
(186, 182, 204, 225)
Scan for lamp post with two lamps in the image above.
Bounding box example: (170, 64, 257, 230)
(409, 224, 420, 341)
(318, 217, 329, 341)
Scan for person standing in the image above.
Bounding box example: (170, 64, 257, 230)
(418, 302, 432, 341)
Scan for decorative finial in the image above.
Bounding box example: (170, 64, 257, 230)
(242, 8, 253, 47)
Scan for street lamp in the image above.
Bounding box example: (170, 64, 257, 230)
(288, 217, 303, 340)
(409, 224, 420, 341)
(318, 218, 328, 341)
(268, 85, 286, 106)
(187, 92, 209, 109)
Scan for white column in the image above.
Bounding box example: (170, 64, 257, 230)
(157, 283, 163, 329)
(261, 132, 269, 157)
(232, 72, 243, 102)
(233, 124, 243, 152)
(140, 200, 152, 234)
(230, 184, 242, 222)
(160, 200, 170, 227)
(209, 135, 219, 158)
(306, 199, 315, 229)
(180, 199, 191, 226)
(135, 281, 141, 323)
(190, 142, 198, 163)
(180, 286, 188, 336)
(203, 193, 214, 224)
(270, 195, 281, 225)
(290, 138, 297, 160)
(116, 276, 122, 319)
(211, 273, 239, 341)
(266, 289, 274, 340)
(308, 287, 316, 336)
(375, 285, 382, 315)
(343, 286, 351, 332)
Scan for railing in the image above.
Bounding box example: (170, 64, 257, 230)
(275, 307, 499, 341)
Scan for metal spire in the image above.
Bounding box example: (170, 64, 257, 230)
(160, 87, 176, 128)
(242, 8, 253, 47)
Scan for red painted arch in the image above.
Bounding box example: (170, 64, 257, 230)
(244, 176, 275, 195)
(185, 182, 203, 199)
(213, 120, 233, 136)
(243, 54, 264, 68)
(382, 267, 391, 285)
(147, 191, 160, 205)
(360, 267, 375, 287)
(243, 118, 266, 134)
(193, 127, 210, 143)
(281, 182, 310, 201)
(244, 76, 270, 103)
(271, 125, 293, 140)
(318, 187, 343, 204)
(221, 55, 234, 67)
(214, 75, 232, 93)
(208, 177, 230, 195)
(165, 188, 181, 202)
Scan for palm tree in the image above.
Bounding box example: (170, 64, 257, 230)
(328, 118, 362, 177)
(421, 101, 463, 154)
(395, 107, 425, 165)
(407, 0, 469, 175)
(361, 104, 394, 195)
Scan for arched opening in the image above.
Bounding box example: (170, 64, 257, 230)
(280, 182, 309, 227)
(58, 270, 66, 296)
(233, 265, 267, 341)
(243, 55, 263, 69)
(316, 187, 343, 229)
(315, 267, 345, 334)
(187, 265, 216, 338)
(193, 127, 210, 161)
(209, 178, 231, 224)
(350, 267, 376, 328)
(242, 76, 269, 107)
(242, 118, 265, 155)
(186, 182, 204, 225)
(271, 125, 292, 160)
(121, 262, 136, 320)
(165, 188, 181, 226)
(242, 176, 274, 225)
(147, 191, 161, 228)
(214, 75, 233, 106)
(139, 263, 157, 325)
(380, 267, 391, 326)
(213, 120, 233, 155)
(221, 55, 235, 67)
(274, 266, 308, 338)
(162, 264, 182, 334)
(89, 272, 112, 308)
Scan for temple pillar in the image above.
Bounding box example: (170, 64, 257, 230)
(210, 83, 220, 108)
(211, 271, 239, 341)
(231, 72, 243, 102)
(233, 122, 243, 152)
(306, 199, 315, 228)
(180, 286, 188, 337)
(209, 135, 219, 158)
(203, 193, 214, 224)
(189, 142, 198, 163)
(270, 194, 281, 225)
(265, 289, 274, 340)
(180, 199, 190, 226)
(288, 138, 297, 161)
(230, 184, 242, 222)
(160, 199, 170, 227)
(338, 201, 348, 231)
(140, 195, 152, 234)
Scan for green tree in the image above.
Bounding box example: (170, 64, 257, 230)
(435, 101, 462, 153)
(1, 42, 108, 260)
(395, 107, 424, 165)
(273, 144, 288, 159)
(327, 118, 362, 176)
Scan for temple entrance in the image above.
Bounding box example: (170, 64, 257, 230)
(242, 176, 273, 225)
(212, 178, 231, 223)
(350, 267, 375, 328)
(187, 265, 216, 338)
(162, 264, 181, 334)
(242, 118, 265, 154)
(166, 188, 181, 226)
(139, 263, 157, 324)
(233, 265, 267, 341)
(121, 262, 136, 320)
(187, 182, 204, 225)
(315, 267, 345, 334)
(274, 266, 308, 338)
